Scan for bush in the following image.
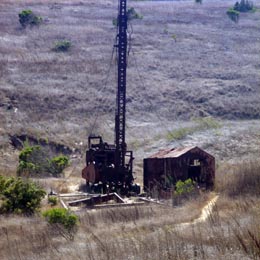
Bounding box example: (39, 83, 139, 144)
(17, 143, 69, 177)
(113, 7, 143, 26)
(234, 0, 254, 12)
(127, 7, 143, 21)
(175, 179, 195, 195)
(227, 8, 240, 23)
(227, 1, 254, 23)
(43, 208, 78, 231)
(48, 196, 58, 206)
(17, 145, 41, 176)
(49, 155, 69, 175)
(167, 117, 221, 141)
(18, 9, 42, 28)
(53, 40, 71, 52)
(0, 176, 46, 214)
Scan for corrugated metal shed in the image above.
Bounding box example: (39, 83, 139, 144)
(143, 146, 215, 195)
(149, 146, 199, 158)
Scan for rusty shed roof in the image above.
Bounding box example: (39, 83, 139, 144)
(148, 146, 212, 159)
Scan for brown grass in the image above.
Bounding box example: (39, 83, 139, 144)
(1, 0, 260, 142)
(216, 160, 260, 197)
(0, 194, 260, 259)
(1, 0, 260, 258)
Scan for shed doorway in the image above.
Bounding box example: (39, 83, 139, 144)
(188, 159, 201, 182)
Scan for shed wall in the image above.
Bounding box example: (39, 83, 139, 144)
(143, 148, 215, 192)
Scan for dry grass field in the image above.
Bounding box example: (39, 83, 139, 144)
(1, 161, 260, 260)
(1, 0, 260, 259)
(0, 0, 260, 173)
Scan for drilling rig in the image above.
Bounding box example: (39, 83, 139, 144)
(82, 0, 140, 195)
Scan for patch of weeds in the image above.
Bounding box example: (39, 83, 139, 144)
(53, 40, 71, 52)
(127, 7, 143, 20)
(167, 127, 194, 141)
(17, 142, 69, 177)
(43, 208, 78, 240)
(227, 8, 240, 23)
(0, 176, 46, 214)
(113, 7, 143, 26)
(172, 179, 198, 205)
(233, 0, 254, 12)
(175, 179, 195, 195)
(48, 155, 69, 175)
(194, 116, 221, 129)
(167, 117, 221, 141)
(171, 34, 177, 42)
(18, 10, 42, 28)
(227, 0, 255, 23)
(48, 196, 58, 206)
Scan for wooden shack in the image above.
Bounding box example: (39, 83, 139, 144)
(143, 146, 215, 192)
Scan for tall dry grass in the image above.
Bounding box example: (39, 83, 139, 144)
(1, 190, 260, 259)
(216, 160, 260, 197)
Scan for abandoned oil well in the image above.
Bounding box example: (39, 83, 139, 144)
(79, 0, 215, 203)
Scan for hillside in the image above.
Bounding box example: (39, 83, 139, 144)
(1, 1, 260, 259)
(1, 0, 260, 172)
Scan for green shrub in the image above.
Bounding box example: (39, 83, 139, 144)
(18, 145, 41, 176)
(167, 127, 193, 141)
(194, 116, 221, 129)
(127, 7, 143, 20)
(175, 179, 195, 195)
(113, 7, 143, 26)
(167, 117, 221, 141)
(227, 1, 255, 23)
(17, 143, 69, 177)
(234, 0, 254, 12)
(18, 9, 42, 28)
(0, 176, 46, 214)
(48, 196, 58, 206)
(227, 8, 240, 22)
(112, 18, 118, 26)
(43, 208, 78, 231)
(53, 40, 71, 52)
(49, 155, 69, 175)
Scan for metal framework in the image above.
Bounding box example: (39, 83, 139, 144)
(115, 0, 128, 170)
(81, 0, 140, 195)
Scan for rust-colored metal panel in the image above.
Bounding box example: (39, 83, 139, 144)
(143, 146, 215, 194)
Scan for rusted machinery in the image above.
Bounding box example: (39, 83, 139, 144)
(82, 0, 140, 195)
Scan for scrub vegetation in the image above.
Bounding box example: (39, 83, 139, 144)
(0, 176, 45, 214)
(17, 143, 69, 177)
(0, 161, 260, 259)
(0, 0, 260, 259)
(18, 9, 42, 28)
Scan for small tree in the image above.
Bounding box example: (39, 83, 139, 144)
(17, 143, 69, 177)
(0, 176, 46, 214)
(18, 10, 42, 28)
(127, 7, 143, 21)
(48, 196, 58, 206)
(113, 7, 143, 26)
(53, 40, 71, 52)
(175, 179, 195, 195)
(49, 155, 69, 176)
(227, 8, 240, 23)
(43, 208, 78, 240)
(233, 0, 254, 12)
(17, 145, 42, 176)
